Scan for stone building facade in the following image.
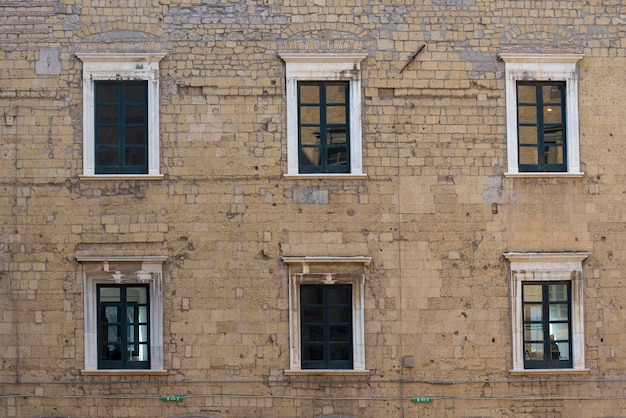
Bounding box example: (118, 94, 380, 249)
(1, 1, 626, 417)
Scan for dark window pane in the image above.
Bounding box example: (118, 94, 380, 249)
(97, 84, 118, 103)
(303, 345, 324, 361)
(330, 344, 350, 360)
(329, 307, 350, 322)
(301, 287, 323, 305)
(125, 106, 145, 124)
(125, 127, 146, 145)
(125, 147, 146, 166)
(98, 148, 119, 166)
(125, 84, 146, 103)
(97, 106, 118, 124)
(328, 286, 351, 304)
(330, 327, 350, 342)
(98, 127, 119, 145)
(302, 307, 324, 323)
(327, 128, 347, 144)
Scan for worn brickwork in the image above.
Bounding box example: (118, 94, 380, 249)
(2, 0, 626, 417)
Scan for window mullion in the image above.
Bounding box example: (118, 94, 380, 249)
(319, 83, 328, 170)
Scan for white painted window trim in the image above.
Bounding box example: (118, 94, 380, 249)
(504, 252, 589, 372)
(500, 53, 584, 177)
(282, 256, 371, 372)
(77, 256, 167, 372)
(279, 53, 367, 177)
(75, 52, 166, 178)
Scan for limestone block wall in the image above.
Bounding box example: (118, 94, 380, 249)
(2, 0, 626, 417)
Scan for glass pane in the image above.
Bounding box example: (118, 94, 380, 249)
(555, 342, 570, 360)
(300, 106, 320, 125)
(326, 84, 346, 104)
(301, 287, 323, 305)
(301, 148, 321, 166)
(524, 323, 543, 340)
(125, 84, 145, 103)
(550, 339, 562, 360)
(518, 106, 536, 124)
(328, 287, 350, 304)
(127, 287, 147, 303)
(138, 325, 149, 343)
(549, 284, 568, 301)
(303, 344, 323, 361)
(523, 285, 542, 302)
(125, 106, 145, 124)
(300, 126, 320, 145)
(327, 148, 347, 166)
(329, 307, 350, 322)
(543, 126, 563, 145)
(550, 323, 570, 341)
(98, 148, 119, 166)
(330, 344, 350, 360)
(330, 327, 350, 342)
(326, 105, 346, 124)
(98, 127, 119, 145)
(104, 306, 118, 321)
(302, 325, 323, 341)
(125, 127, 146, 145)
(125, 147, 146, 166)
(327, 128, 347, 144)
(543, 84, 562, 103)
(544, 106, 562, 124)
(549, 304, 568, 321)
(97, 84, 118, 103)
(100, 287, 121, 302)
(138, 306, 148, 322)
(525, 343, 544, 360)
(299, 85, 319, 104)
(518, 126, 538, 144)
(517, 84, 536, 103)
(544, 146, 563, 164)
(523, 304, 542, 322)
(302, 307, 323, 323)
(519, 147, 538, 165)
(138, 343, 149, 361)
(97, 106, 118, 124)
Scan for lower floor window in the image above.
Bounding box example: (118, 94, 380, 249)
(523, 282, 572, 369)
(301, 284, 353, 369)
(505, 252, 588, 371)
(97, 284, 150, 370)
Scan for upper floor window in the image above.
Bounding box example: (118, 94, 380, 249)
(279, 53, 367, 178)
(500, 53, 584, 176)
(76, 53, 166, 178)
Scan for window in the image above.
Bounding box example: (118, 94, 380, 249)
(97, 284, 150, 369)
(279, 53, 367, 177)
(95, 81, 148, 174)
(298, 81, 350, 173)
(505, 252, 588, 372)
(301, 284, 353, 369)
(522, 281, 571, 369)
(78, 256, 166, 372)
(283, 256, 371, 373)
(76, 53, 165, 177)
(500, 53, 584, 176)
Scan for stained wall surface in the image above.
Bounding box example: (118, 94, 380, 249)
(1, 1, 626, 417)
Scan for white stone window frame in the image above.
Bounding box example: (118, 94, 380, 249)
(504, 252, 589, 373)
(75, 52, 166, 179)
(77, 256, 167, 374)
(282, 256, 371, 375)
(279, 53, 368, 179)
(500, 53, 584, 177)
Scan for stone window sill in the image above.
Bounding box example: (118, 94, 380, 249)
(81, 369, 168, 376)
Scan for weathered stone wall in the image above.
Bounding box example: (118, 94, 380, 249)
(2, 0, 626, 417)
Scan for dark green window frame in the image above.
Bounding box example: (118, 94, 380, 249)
(301, 284, 353, 369)
(97, 284, 150, 370)
(297, 81, 350, 174)
(517, 81, 567, 172)
(95, 81, 148, 174)
(522, 281, 572, 369)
